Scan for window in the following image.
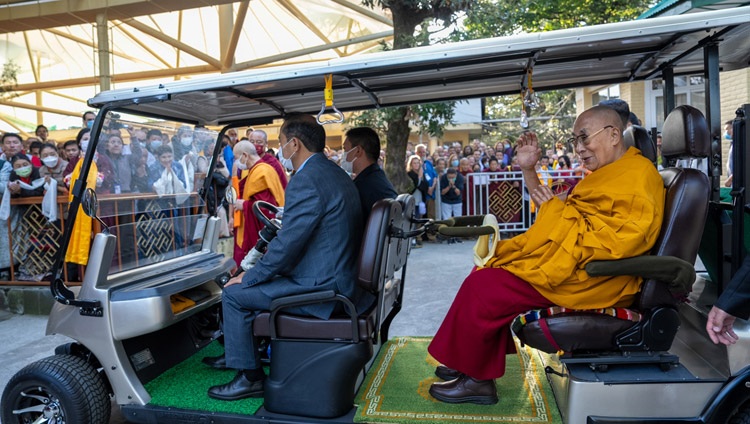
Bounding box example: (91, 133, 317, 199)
(645, 74, 705, 130)
(592, 85, 620, 105)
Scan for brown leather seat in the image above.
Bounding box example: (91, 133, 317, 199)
(624, 125, 658, 165)
(255, 196, 413, 418)
(514, 105, 710, 356)
(252, 196, 409, 342)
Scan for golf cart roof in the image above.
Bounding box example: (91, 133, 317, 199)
(88, 6, 750, 126)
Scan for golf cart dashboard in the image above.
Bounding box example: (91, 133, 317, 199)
(107, 250, 233, 340)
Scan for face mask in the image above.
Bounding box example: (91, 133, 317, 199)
(340, 147, 357, 174)
(86, 120, 93, 129)
(181, 136, 193, 146)
(448, 178, 456, 184)
(724, 132, 732, 141)
(451, 160, 459, 167)
(15, 165, 32, 178)
(80, 140, 89, 153)
(236, 154, 248, 171)
(42, 156, 58, 168)
(254, 144, 265, 156)
(149, 140, 162, 151)
(277, 139, 296, 171)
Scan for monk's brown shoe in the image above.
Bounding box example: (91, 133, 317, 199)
(429, 374, 498, 405)
(435, 365, 463, 381)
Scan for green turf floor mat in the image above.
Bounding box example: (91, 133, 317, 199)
(143, 341, 264, 416)
(355, 336, 562, 424)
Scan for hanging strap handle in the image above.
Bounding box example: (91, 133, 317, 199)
(316, 74, 344, 125)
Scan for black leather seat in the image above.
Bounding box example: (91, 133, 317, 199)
(252, 195, 412, 418)
(513, 105, 710, 359)
(624, 124, 658, 165)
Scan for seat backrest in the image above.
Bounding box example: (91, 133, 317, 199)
(623, 125, 657, 165)
(638, 105, 711, 309)
(356, 197, 409, 294)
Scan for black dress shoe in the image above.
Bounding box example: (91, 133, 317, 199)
(435, 365, 463, 381)
(202, 354, 227, 369)
(429, 374, 498, 405)
(208, 371, 264, 400)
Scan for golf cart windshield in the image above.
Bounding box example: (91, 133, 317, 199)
(77, 111, 216, 275)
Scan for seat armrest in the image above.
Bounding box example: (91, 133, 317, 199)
(268, 290, 361, 341)
(269, 290, 338, 311)
(585, 256, 696, 297)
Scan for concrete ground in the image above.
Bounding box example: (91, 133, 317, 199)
(0, 239, 475, 423)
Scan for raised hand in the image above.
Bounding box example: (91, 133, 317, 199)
(516, 131, 542, 171)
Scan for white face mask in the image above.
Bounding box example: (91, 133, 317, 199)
(181, 136, 193, 146)
(42, 156, 59, 168)
(80, 140, 89, 153)
(277, 138, 296, 171)
(236, 154, 248, 171)
(340, 147, 357, 175)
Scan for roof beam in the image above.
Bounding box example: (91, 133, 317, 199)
(118, 18, 222, 69)
(276, 0, 344, 57)
(8, 65, 217, 92)
(231, 30, 393, 72)
(222, 1, 250, 70)
(329, 0, 392, 26)
(0, 99, 82, 117)
(114, 25, 174, 68)
(45, 28, 146, 64)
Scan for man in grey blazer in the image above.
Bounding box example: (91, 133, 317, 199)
(207, 114, 368, 400)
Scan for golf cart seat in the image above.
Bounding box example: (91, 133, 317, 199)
(513, 105, 710, 358)
(624, 124, 658, 165)
(252, 195, 412, 418)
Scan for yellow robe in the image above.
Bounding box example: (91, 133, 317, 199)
(485, 147, 665, 309)
(65, 159, 99, 265)
(235, 162, 285, 249)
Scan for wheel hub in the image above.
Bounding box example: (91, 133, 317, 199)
(12, 388, 65, 423)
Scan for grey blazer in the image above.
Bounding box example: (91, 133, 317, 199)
(241, 153, 365, 319)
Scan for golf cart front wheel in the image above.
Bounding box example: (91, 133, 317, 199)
(1, 354, 111, 424)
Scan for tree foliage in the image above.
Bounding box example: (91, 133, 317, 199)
(359, 1, 471, 193)
(1, 60, 20, 100)
(456, 0, 653, 39)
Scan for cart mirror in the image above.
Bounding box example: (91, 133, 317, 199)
(81, 188, 98, 218)
(225, 187, 237, 205)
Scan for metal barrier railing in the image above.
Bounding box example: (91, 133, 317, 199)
(1, 193, 205, 286)
(465, 170, 584, 232)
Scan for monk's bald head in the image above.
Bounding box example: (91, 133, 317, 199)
(233, 140, 259, 159)
(573, 105, 628, 171)
(578, 105, 625, 134)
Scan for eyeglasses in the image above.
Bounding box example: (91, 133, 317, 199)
(567, 125, 613, 147)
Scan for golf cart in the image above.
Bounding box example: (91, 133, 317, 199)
(3, 6, 750, 423)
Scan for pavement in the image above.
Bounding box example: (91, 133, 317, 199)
(0, 239, 475, 423)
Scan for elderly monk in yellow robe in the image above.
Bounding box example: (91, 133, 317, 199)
(232, 140, 285, 268)
(427, 105, 666, 405)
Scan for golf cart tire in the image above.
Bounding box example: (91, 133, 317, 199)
(1, 354, 111, 424)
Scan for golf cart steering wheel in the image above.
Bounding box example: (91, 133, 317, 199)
(253, 200, 282, 232)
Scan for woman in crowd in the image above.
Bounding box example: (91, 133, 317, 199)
(39, 143, 69, 195)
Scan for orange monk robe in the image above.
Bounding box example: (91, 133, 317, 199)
(65, 160, 99, 265)
(485, 147, 665, 309)
(231, 170, 248, 227)
(233, 162, 285, 267)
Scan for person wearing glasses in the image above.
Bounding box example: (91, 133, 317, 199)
(427, 105, 665, 405)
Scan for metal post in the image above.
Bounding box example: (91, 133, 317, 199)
(96, 13, 111, 92)
(662, 66, 675, 121)
(705, 42, 722, 202)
